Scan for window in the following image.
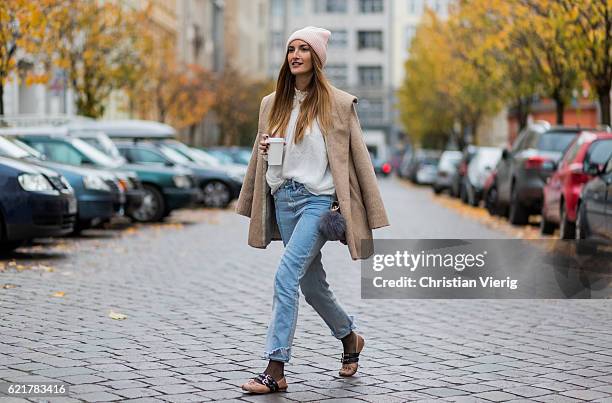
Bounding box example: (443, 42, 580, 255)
(404, 26, 416, 54)
(272, 31, 283, 48)
(357, 98, 384, 123)
(28, 141, 85, 166)
(271, 0, 283, 16)
(314, 0, 347, 13)
(358, 66, 383, 86)
(408, 0, 422, 15)
(537, 131, 579, 153)
(358, 31, 383, 50)
(293, 0, 304, 15)
(586, 139, 612, 166)
(127, 148, 168, 164)
(325, 64, 348, 86)
(359, 0, 383, 13)
(329, 29, 348, 47)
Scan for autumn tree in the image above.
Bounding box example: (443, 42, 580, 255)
(512, 0, 583, 124)
(212, 66, 275, 147)
(557, 0, 612, 125)
(0, 0, 55, 115)
(398, 7, 505, 149)
(46, 1, 144, 118)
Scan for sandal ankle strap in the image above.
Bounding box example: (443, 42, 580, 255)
(256, 373, 280, 392)
(341, 352, 360, 364)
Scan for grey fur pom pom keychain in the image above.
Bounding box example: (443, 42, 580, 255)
(318, 200, 346, 242)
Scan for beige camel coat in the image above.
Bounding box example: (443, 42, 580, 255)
(235, 85, 390, 260)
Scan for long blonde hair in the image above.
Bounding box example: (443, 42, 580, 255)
(267, 49, 334, 144)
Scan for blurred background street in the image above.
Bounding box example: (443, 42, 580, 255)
(2, 178, 612, 402)
(1, 0, 612, 401)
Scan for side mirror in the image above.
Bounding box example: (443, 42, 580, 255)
(501, 149, 510, 160)
(164, 160, 175, 167)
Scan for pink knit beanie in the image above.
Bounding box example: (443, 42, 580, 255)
(286, 26, 331, 67)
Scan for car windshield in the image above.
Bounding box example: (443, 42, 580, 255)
(207, 150, 234, 164)
(73, 131, 123, 160)
(0, 136, 30, 159)
(538, 131, 578, 153)
(233, 150, 251, 164)
(158, 144, 192, 165)
(188, 147, 223, 166)
(70, 137, 122, 168)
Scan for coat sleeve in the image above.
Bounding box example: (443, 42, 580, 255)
(234, 97, 267, 217)
(348, 100, 390, 229)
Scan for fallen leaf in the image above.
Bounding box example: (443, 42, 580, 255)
(2, 283, 18, 289)
(34, 264, 55, 272)
(108, 310, 127, 320)
(52, 291, 65, 297)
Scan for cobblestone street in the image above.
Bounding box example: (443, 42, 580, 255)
(1, 178, 611, 402)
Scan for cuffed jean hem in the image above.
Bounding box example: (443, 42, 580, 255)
(263, 346, 291, 363)
(331, 314, 357, 339)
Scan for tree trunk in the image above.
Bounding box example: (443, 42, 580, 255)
(515, 97, 532, 131)
(554, 96, 565, 124)
(598, 88, 611, 126)
(0, 84, 4, 116)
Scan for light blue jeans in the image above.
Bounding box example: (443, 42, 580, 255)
(264, 179, 356, 363)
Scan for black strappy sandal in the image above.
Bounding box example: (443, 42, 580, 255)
(241, 372, 288, 394)
(339, 333, 365, 377)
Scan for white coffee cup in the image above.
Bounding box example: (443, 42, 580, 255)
(266, 137, 285, 165)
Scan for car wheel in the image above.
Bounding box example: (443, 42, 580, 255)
(508, 185, 528, 225)
(432, 185, 442, 195)
(0, 214, 21, 253)
(539, 211, 556, 235)
(559, 201, 576, 239)
(202, 181, 231, 208)
(485, 185, 499, 216)
(460, 182, 468, 204)
(467, 184, 479, 206)
(575, 200, 596, 254)
(131, 184, 165, 222)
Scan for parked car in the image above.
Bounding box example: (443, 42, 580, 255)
(162, 140, 246, 182)
(397, 147, 414, 179)
(116, 141, 240, 209)
(9, 130, 144, 221)
(463, 147, 503, 206)
(541, 131, 612, 238)
(432, 150, 462, 194)
(69, 119, 177, 139)
(0, 136, 114, 232)
(404, 149, 441, 184)
(206, 146, 252, 166)
(63, 124, 127, 163)
(575, 155, 612, 251)
(450, 146, 477, 198)
(0, 156, 76, 252)
(369, 151, 392, 177)
(494, 122, 587, 225)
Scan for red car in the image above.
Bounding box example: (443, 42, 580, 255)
(541, 131, 612, 238)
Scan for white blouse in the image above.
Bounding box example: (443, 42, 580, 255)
(265, 88, 336, 196)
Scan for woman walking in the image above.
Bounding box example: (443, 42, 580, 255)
(235, 26, 389, 394)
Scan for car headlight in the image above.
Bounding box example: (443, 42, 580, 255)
(18, 173, 55, 192)
(173, 175, 191, 189)
(83, 175, 111, 191)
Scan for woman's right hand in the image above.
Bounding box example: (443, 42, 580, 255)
(259, 133, 270, 156)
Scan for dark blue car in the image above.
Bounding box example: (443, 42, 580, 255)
(0, 156, 77, 252)
(0, 136, 117, 232)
